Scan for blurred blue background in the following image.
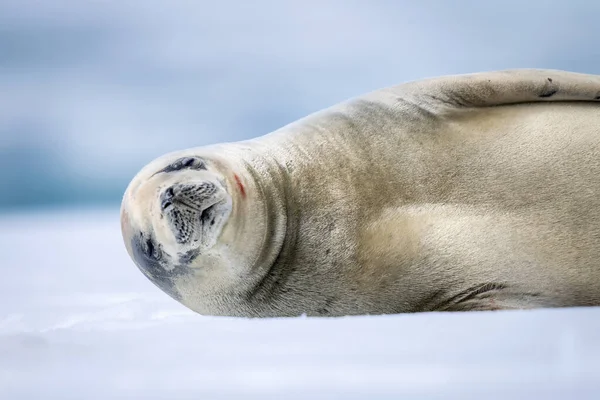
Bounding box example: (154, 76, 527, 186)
(2, 0, 599, 213)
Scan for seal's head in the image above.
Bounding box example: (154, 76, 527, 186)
(120, 147, 281, 315)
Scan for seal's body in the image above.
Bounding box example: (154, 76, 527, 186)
(121, 69, 600, 317)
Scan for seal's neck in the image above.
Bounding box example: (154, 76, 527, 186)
(221, 144, 298, 314)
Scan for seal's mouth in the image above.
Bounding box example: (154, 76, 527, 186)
(160, 181, 232, 252)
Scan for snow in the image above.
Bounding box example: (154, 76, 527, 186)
(1, 209, 599, 399)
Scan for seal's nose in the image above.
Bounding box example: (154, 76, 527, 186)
(160, 182, 217, 212)
(160, 186, 175, 211)
(158, 180, 231, 248)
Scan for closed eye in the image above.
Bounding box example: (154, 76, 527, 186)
(154, 156, 206, 176)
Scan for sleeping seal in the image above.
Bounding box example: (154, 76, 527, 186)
(120, 69, 600, 317)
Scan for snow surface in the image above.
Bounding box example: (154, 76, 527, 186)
(1, 209, 599, 399)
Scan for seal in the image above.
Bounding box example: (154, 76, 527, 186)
(120, 69, 600, 317)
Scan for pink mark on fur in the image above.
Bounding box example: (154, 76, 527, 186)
(234, 174, 246, 198)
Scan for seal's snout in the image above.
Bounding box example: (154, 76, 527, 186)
(160, 182, 217, 213)
(160, 180, 232, 250)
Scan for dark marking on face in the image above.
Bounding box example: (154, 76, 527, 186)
(595, 91, 600, 100)
(154, 156, 207, 177)
(179, 248, 201, 265)
(547, 77, 553, 83)
(130, 231, 190, 301)
(234, 174, 246, 198)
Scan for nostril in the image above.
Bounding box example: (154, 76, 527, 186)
(161, 186, 176, 210)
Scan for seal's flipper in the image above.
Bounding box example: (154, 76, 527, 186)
(426, 282, 555, 312)
(381, 69, 600, 116)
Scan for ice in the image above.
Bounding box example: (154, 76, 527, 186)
(0, 209, 599, 399)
